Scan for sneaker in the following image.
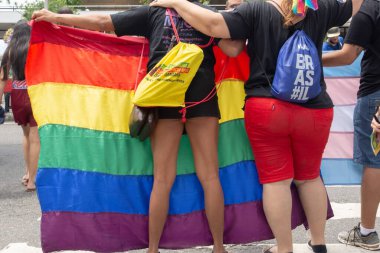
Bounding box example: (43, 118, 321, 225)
(307, 240, 327, 253)
(338, 223, 380, 251)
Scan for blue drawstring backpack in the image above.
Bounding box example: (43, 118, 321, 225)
(258, 30, 321, 103)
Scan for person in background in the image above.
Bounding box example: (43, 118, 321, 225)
(1, 21, 40, 191)
(148, 0, 363, 252)
(323, 0, 380, 250)
(226, 0, 243, 10)
(322, 27, 344, 51)
(0, 54, 5, 124)
(57, 6, 74, 14)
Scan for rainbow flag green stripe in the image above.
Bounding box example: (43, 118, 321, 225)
(38, 120, 253, 176)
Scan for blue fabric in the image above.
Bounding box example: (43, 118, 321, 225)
(272, 30, 321, 103)
(323, 52, 363, 78)
(353, 89, 380, 168)
(321, 159, 363, 185)
(36, 160, 263, 215)
(322, 37, 344, 51)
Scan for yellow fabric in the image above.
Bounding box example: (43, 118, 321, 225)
(28, 83, 134, 134)
(218, 79, 245, 124)
(133, 42, 204, 107)
(28, 80, 245, 133)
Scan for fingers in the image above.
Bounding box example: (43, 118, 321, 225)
(371, 119, 380, 133)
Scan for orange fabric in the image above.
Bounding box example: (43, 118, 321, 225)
(26, 43, 148, 90)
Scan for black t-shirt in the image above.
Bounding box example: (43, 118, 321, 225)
(222, 0, 352, 108)
(111, 4, 216, 75)
(345, 0, 380, 98)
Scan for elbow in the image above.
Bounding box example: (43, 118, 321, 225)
(98, 15, 113, 32)
(225, 47, 242, 57)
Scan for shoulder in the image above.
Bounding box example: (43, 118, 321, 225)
(358, 0, 379, 16)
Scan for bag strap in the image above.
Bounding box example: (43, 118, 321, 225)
(167, 8, 214, 48)
(134, 40, 147, 91)
(179, 56, 229, 123)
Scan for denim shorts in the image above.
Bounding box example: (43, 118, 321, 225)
(354, 89, 380, 168)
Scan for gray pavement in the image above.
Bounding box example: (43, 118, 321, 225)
(0, 122, 379, 253)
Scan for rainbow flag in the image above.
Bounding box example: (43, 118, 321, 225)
(27, 21, 332, 253)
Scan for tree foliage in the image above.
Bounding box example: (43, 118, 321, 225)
(19, 0, 82, 20)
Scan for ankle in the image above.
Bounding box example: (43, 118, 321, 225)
(360, 223, 376, 236)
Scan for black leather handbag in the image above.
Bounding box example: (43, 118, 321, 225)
(129, 106, 158, 141)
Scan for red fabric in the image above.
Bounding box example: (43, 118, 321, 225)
(244, 98, 333, 184)
(213, 46, 250, 83)
(4, 80, 12, 93)
(11, 88, 37, 127)
(30, 21, 149, 57)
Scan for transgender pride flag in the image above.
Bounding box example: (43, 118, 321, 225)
(321, 54, 363, 185)
(27, 22, 333, 253)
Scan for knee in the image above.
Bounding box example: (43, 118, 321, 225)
(153, 173, 176, 192)
(196, 171, 220, 186)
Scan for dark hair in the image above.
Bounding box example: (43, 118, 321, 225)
(7, 20, 31, 81)
(57, 7, 74, 14)
(1, 47, 9, 81)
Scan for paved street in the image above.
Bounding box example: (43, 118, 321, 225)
(0, 122, 379, 253)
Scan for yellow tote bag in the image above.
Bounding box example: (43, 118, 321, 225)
(133, 9, 212, 108)
(133, 42, 204, 107)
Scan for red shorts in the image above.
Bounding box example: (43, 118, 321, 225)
(11, 88, 37, 127)
(244, 98, 333, 184)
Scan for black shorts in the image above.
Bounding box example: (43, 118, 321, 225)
(158, 69, 220, 119)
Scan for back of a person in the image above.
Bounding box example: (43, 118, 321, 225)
(237, 0, 351, 108)
(113, 5, 216, 73)
(354, 0, 380, 97)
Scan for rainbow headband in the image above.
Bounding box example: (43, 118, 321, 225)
(292, 0, 318, 16)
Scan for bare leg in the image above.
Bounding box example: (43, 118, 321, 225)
(21, 125, 30, 185)
(263, 179, 293, 253)
(186, 117, 225, 253)
(26, 126, 40, 190)
(361, 167, 380, 229)
(147, 119, 184, 253)
(294, 176, 327, 245)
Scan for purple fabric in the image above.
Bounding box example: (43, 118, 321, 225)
(40, 187, 333, 253)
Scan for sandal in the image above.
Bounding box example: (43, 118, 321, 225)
(263, 246, 293, 253)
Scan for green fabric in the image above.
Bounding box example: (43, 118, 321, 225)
(38, 120, 254, 176)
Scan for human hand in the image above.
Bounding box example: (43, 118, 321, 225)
(150, 0, 183, 8)
(32, 9, 58, 23)
(371, 109, 380, 134)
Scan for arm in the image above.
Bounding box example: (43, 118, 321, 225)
(32, 9, 114, 32)
(352, 0, 363, 16)
(150, 0, 231, 38)
(322, 43, 363, 67)
(218, 39, 245, 57)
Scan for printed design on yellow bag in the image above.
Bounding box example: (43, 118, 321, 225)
(132, 9, 214, 108)
(148, 62, 190, 80)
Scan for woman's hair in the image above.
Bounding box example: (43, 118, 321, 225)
(281, 0, 295, 27)
(7, 20, 31, 81)
(1, 47, 9, 81)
